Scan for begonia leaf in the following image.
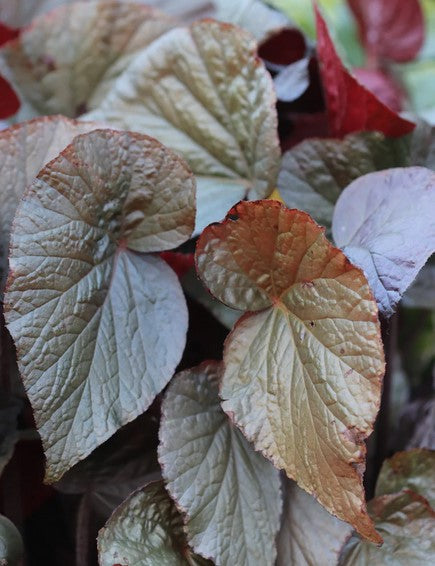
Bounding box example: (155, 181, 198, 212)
(273, 58, 310, 103)
(0, 115, 102, 292)
(98, 481, 211, 566)
(159, 361, 281, 566)
(4, 129, 196, 482)
(277, 479, 352, 566)
(0, 515, 24, 566)
(278, 131, 408, 232)
(314, 5, 415, 138)
(195, 199, 384, 542)
(348, 0, 424, 63)
(86, 19, 280, 231)
(376, 449, 435, 508)
(352, 68, 404, 112)
(0, 1, 174, 117)
(339, 490, 435, 565)
(332, 167, 435, 317)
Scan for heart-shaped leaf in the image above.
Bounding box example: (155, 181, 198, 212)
(339, 490, 435, 565)
(0, 115, 102, 292)
(314, 5, 415, 138)
(86, 19, 280, 232)
(5, 129, 196, 482)
(277, 479, 352, 566)
(159, 361, 282, 566)
(0, 1, 174, 117)
(332, 167, 435, 317)
(195, 199, 384, 542)
(348, 0, 424, 63)
(375, 449, 435, 508)
(98, 481, 211, 566)
(278, 131, 408, 232)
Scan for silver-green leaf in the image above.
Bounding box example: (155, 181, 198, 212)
(5, 129, 196, 482)
(158, 361, 282, 566)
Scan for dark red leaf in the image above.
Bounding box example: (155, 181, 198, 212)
(160, 251, 194, 279)
(348, 0, 424, 63)
(259, 27, 306, 71)
(0, 75, 20, 119)
(0, 22, 19, 46)
(353, 68, 404, 112)
(314, 5, 415, 138)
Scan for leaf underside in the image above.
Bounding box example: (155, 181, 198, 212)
(332, 167, 435, 317)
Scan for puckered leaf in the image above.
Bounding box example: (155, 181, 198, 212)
(376, 449, 435, 508)
(0, 1, 174, 118)
(339, 490, 435, 565)
(332, 167, 435, 317)
(277, 478, 352, 566)
(5, 129, 195, 482)
(86, 19, 280, 231)
(0, 115, 102, 292)
(159, 361, 282, 566)
(195, 200, 384, 542)
(98, 481, 211, 566)
(278, 131, 408, 232)
(314, 5, 415, 138)
(0, 515, 24, 566)
(348, 0, 424, 63)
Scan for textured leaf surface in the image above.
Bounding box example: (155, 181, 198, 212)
(0, 514, 24, 565)
(98, 481, 210, 566)
(86, 19, 280, 229)
(5, 129, 195, 482)
(348, 0, 424, 63)
(376, 449, 435, 508)
(0, 1, 174, 117)
(339, 490, 435, 565)
(195, 200, 384, 542)
(0, 115, 101, 291)
(278, 131, 408, 231)
(332, 167, 435, 317)
(159, 361, 281, 566)
(277, 479, 352, 566)
(315, 6, 415, 138)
